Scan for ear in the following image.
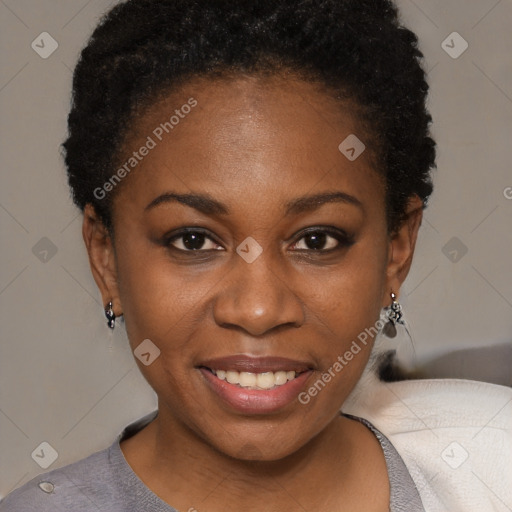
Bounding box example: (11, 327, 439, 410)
(384, 195, 424, 306)
(82, 204, 122, 316)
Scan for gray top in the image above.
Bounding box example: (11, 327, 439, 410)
(0, 410, 424, 511)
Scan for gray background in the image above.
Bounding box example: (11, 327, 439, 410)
(1, 0, 511, 498)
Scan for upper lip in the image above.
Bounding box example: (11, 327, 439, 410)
(198, 355, 313, 373)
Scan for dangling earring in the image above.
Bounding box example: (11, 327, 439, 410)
(375, 291, 417, 376)
(105, 301, 116, 329)
(382, 292, 403, 338)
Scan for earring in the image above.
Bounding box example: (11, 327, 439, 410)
(382, 292, 403, 338)
(105, 301, 116, 329)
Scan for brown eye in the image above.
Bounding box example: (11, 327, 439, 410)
(166, 230, 223, 252)
(294, 232, 336, 250)
(290, 228, 353, 252)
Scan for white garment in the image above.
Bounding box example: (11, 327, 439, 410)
(343, 370, 512, 512)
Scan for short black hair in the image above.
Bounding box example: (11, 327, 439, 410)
(63, 0, 436, 235)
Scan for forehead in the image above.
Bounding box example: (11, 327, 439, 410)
(112, 73, 384, 216)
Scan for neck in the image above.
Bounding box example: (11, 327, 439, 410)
(121, 405, 388, 511)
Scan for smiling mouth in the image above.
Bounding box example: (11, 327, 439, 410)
(198, 356, 314, 413)
(202, 368, 304, 390)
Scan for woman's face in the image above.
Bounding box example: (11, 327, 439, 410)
(85, 74, 421, 461)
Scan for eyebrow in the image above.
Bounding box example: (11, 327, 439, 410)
(144, 192, 229, 215)
(144, 190, 363, 216)
(284, 191, 363, 215)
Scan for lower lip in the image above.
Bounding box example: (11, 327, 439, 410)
(199, 368, 312, 415)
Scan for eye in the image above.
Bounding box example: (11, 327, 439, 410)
(289, 228, 354, 252)
(165, 229, 223, 252)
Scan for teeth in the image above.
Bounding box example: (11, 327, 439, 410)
(212, 369, 299, 389)
(256, 372, 275, 389)
(239, 372, 257, 387)
(226, 371, 240, 385)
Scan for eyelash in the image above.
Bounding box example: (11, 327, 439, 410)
(289, 227, 355, 252)
(163, 226, 355, 254)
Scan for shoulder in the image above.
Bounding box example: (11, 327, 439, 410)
(0, 445, 117, 512)
(344, 371, 512, 511)
(1, 410, 159, 512)
(344, 372, 512, 433)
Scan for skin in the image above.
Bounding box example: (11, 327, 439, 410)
(83, 74, 423, 511)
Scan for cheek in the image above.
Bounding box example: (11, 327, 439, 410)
(114, 238, 208, 352)
(114, 245, 208, 411)
(303, 238, 388, 328)
(298, 237, 388, 393)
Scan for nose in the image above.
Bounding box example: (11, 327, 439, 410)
(212, 253, 305, 337)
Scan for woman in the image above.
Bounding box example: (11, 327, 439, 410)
(1, 0, 510, 511)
